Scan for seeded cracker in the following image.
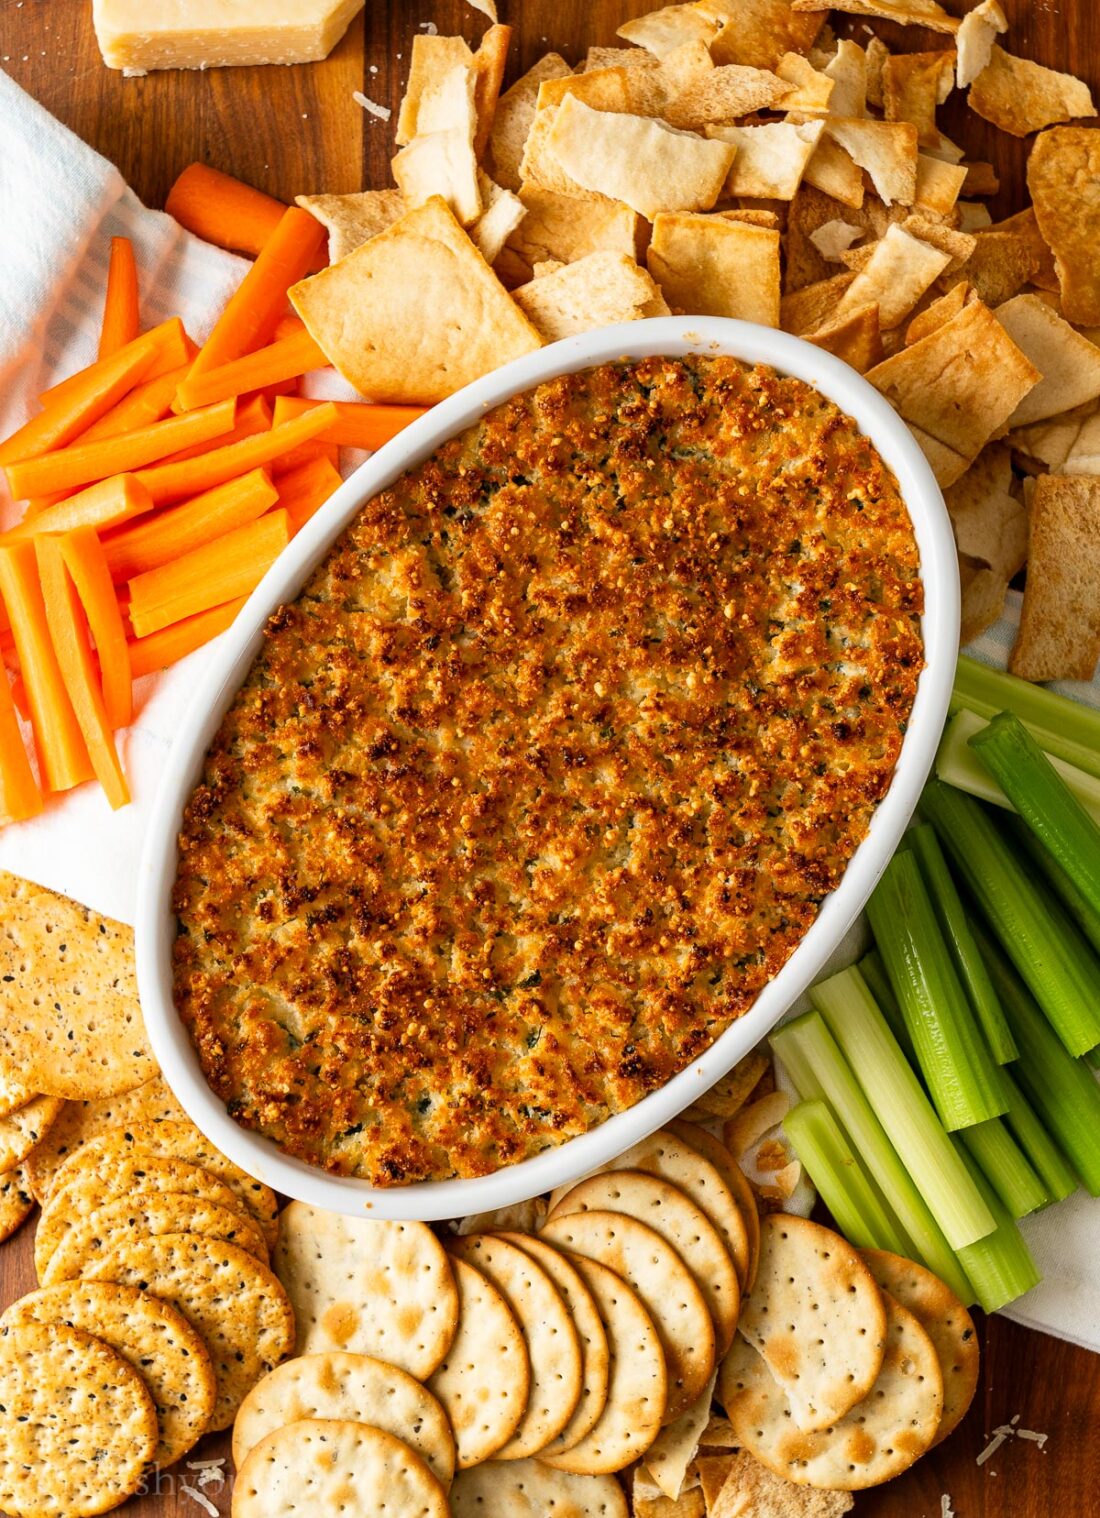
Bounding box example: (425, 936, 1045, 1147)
(0, 1322, 157, 1517)
(0, 1167, 33, 1243)
(3, 1282, 216, 1470)
(452, 1458, 629, 1517)
(0, 1094, 63, 1171)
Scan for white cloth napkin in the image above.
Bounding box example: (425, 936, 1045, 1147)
(1, 69, 1097, 1350)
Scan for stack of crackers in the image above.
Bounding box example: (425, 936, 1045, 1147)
(288, 0, 1100, 684)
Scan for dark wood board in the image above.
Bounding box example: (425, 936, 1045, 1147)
(1, 0, 1099, 1513)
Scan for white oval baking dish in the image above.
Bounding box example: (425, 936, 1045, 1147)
(136, 316, 959, 1220)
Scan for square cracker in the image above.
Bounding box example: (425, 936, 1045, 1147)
(490, 52, 572, 191)
(647, 213, 781, 327)
(1011, 475, 1100, 683)
(296, 189, 407, 264)
(0, 872, 155, 1100)
(968, 46, 1096, 138)
(512, 253, 668, 341)
(1028, 127, 1100, 327)
(290, 197, 542, 405)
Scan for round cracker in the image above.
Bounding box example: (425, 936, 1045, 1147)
(861, 1248, 979, 1447)
(0, 1094, 64, 1172)
(273, 1203, 458, 1379)
(35, 1154, 252, 1281)
(447, 1233, 582, 1458)
(3, 1281, 217, 1470)
(426, 1256, 531, 1469)
(720, 1293, 944, 1490)
(540, 1209, 714, 1423)
(538, 1250, 666, 1475)
(450, 1456, 629, 1517)
(0, 1321, 158, 1517)
(666, 1118, 761, 1291)
(24, 1076, 187, 1204)
(0, 1168, 34, 1244)
(497, 1231, 610, 1457)
(233, 1418, 449, 1518)
(737, 1214, 887, 1433)
(50, 1121, 278, 1248)
(0, 1069, 37, 1121)
(549, 1170, 741, 1356)
(81, 1231, 295, 1432)
(232, 1352, 456, 1488)
(42, 1191, 269, 1285)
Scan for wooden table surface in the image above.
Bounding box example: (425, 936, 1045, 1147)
(1, 2, 1098, 1515)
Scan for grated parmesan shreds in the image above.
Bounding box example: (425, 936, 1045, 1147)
(180, 1482, 219, 1517)
(419, 20, 439, 33)
(352, 91, 392, 121)
(942, 1497, 956, 1518)
(1018, 1429, 1049, 1447)
(977, 1432, 1008, 1466)
(197, 1468, 225, 1489)
(186, 1460, 226, 1471)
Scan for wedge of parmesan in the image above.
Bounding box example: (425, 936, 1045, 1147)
(92, 0, 365, 72)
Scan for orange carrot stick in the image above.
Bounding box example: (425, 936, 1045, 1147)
(35, 537, 128, 808)
(134, 401, 337, 505)
(158, 395, 271, 467)
(7, 671, 31, 725)
(0, 663, 41, 823)
(38, 317, 191, 409)
(167, 165, 284, 259)
(98, 237, 140, 359)
(59, 528, 133, 729)
(128, 510, 290, 638)
(273, 314, 307, 341)
(127, 596, 248, 680)
(7, 476, 154, 540)
(102, 468, 279, 583)
(277, 455, 343, 534)
(0, 542, 93, 792)
(186, 208, 327, 382)
(79, 361, 194, 445)
(272, 396, 428, 450)
(6, 400, 237, 500)
(177, 329, 327, 412)
(272, 440, 341, 474)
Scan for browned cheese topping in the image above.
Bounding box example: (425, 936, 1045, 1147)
(172, 356, 923, 1186)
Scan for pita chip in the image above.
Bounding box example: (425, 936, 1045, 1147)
(957, 202, 994, 232)
(490, 53, 571, 190)
(775, 53, 835, 113)
(469, 175, 527, 264)
(906, 281, 969, 344)
(782, 270, 859, 334)
(1012, 475, 1100, 682)
(946, 443, 1027, 581)
(546, 96, 735, 219)
(940, 229, 1038, 308)
(396, 34, 474, 145)
(826, 119, 918, 206)
(1065, 411, 1100, 476)
(466, 0, 496, 17)
(663, 65, 793, 129)
(709, 120, 824, 200)
(883, 50, 956, 147)
(647, 212, 781, 325)
(898, 214, 975, 273)
(1009, 401, 1096, 472)
(957, 0, 1008, 89)
(643, 1373, 718, 1500)
(805, 303, 883, 372)
(536, 68, 638, 117)
(866, 35, 889, 108)
(512, 251, 668, 340)
(583, 45, 662, 73)
(617, 5, 720, 57)
(290, 196, 542, 405)
(809, 219, 863, 260)
(295, 189, 407, 263)
(995, 294, 1100, 427)
(705, 1450, 855, 1517)
(866, 298, 1040, 485)
(635, 1491, 706, 1518)
(392, 126, 483, 227)
(702, 0, 823, 71)
(519, 106, 591, 197)
(837, 223, 951, 328)
(914, 154, 967, 218)
(958, 556, 1009, 645)
(988, 205, 1058, 292)
(785, 185, 900, 289)
(791, 0, 959, 33)
(824, 40, 868, 118)
(506, 187, 639, 277)
(1028, 127, 1100, 327)
(968, 46, 1096, 138)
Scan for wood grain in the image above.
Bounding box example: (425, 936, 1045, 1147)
(1, 0, 1098, 1514)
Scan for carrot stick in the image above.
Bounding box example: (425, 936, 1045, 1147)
(273, 314, 307, 341)
(277, 455, 343, 534)
(127, 596, 248, 680)
(160, 395, 271, 466)
(98, 237, 140, 359)
(273, 440, 341, 474)
(167, 165, 285, 259)
(128, 510, 290, 638)
(80, 361, 193, 445)
(186, 208, 327, 383)
(7, 476, 154, 540)
(176, 328, 327, 413)
(0, 542, 93, 791)
(134, 401, 337, 505)
(103, 468, 279, 583)
(35, 537, 128, 808)
(38, 317, 191, 408)
(272, 396, 428, 450)
(0, 666, 41, 824)
(59, 527, 133, 729)
(6, 399, 237, 500)
(8, 672, 31, 725)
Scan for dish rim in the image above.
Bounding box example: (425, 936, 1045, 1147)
(135, 315, 959, 1220)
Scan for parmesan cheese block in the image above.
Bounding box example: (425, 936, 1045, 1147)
(92, 0, 365, 72)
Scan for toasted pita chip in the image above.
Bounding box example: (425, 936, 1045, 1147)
(470, 174, 526, 264)
(808, 218, 863, 260)
(799, 131, 866, 210)
(295, 189, 407, 263)
(959, 557, 1009, 644)
(701, 0, 823, 70)
(996, 294, 1100, 427)
(664, 65, 793, 130)
(469, 25, 512, 161)
(990, 206, 1058, 289)
(899, 213, 975, 273)
(946, 444, 1027, 581)
(512, 252, 668, 340)
(941, 229, 1037, 308)
(791, 0, 958, 32)
(709, 121, 824, 200)
(914, 154, 967, 218)
(957, 0, 1008, 89)
(617, 5, 720, 57)
(651, 37, 718, 96)
(705, 1450, 855, 1517)
(721, 207, 782, 229)
(490, 53, 572, 191)
(837, 223, 950, 328)
(537, 68, 638, 117)
(1009, 402, 1096, 472)
(1064, 411, 1100, 475)
(906, 282, 969, 344)
(781, 271, 858, 334)
(392, 127, 483, 227)
(957, 201, 993, 232)
(467, 0, 496, 16)
(865, 35, 888, 108)
(396, 35, 475, 145)
(647, 213, 781, 326)
(635, 1491, 705, 1518)
(775, 53, 834, 113)
(584, 45, 661, 73)
(519, 106, 590, 197)
(547, 97, 736, 219)
(643, 1373, 717, 1501)
(506, 187, 639, 278)
(413, 62, 479, 141)
(1028, 127, 1100, 327)
(1012, 475, 1100, 682)
(826, 118, 918, 206)
(968, 46, 1096, 138)
(785, 184, 901, 289)
(823, 39, 867, 118)
(805, 303, 883, 372)
(290, 197, 541, 404)
(867, 298, 1041, 485)
(883, 50, 955, 148)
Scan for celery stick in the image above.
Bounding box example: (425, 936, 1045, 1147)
(958, 1118, 1048, 1218)
(922, 781, 1100, 1057)
(954, 655, 1100, 781)
(858, 948, 913, 1059)
(971, 712, 1100, 930)
(867, 851, 1006, 1129)
(953, 1141, 1042, 1313)
(810, 968, 995, 1249)
(937, 711, 1100, 827)
(784, 1100, 913, 1257)
(909, 824, 1017, 1063)
(771, 1011, 973, 1302)
(1005, 813, 1100, 962)
(999, 1066, 1078, 1205)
